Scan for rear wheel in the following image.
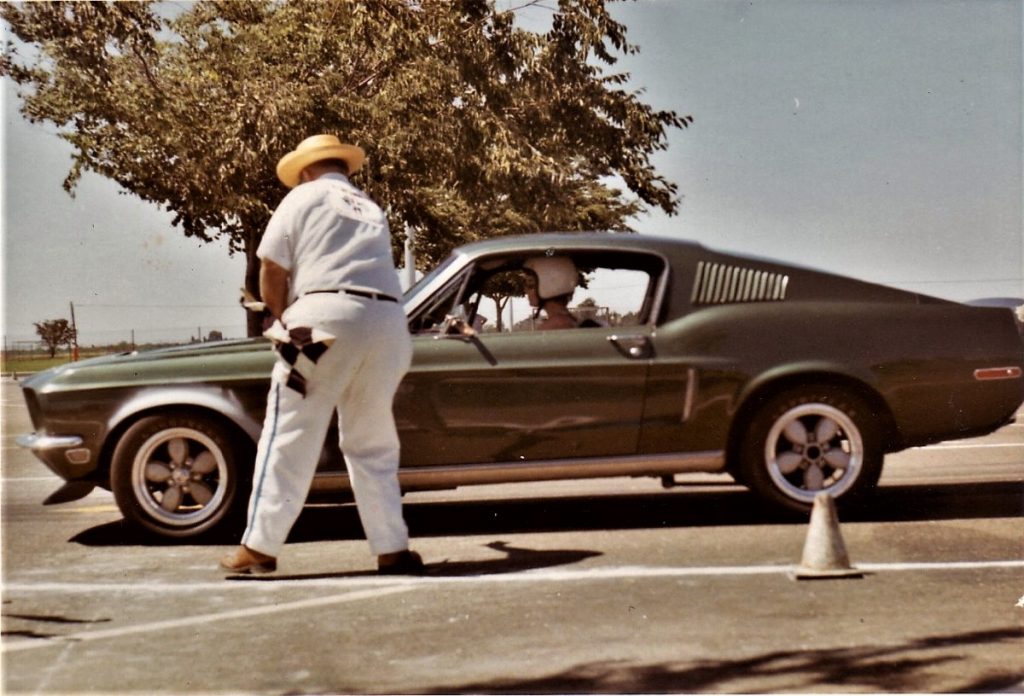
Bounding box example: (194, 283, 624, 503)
(111, 414, 249, 539)
(738, 386, 883, 514)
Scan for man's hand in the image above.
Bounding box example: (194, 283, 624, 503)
(259, 259, 291, 321)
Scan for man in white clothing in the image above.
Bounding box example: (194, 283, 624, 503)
(220, 134, 422, 575)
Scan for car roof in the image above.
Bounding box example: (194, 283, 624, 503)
(456, 232, 706, 258)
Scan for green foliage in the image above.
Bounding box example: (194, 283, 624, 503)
(33, 318, 77, 358)
(2, 0, 691, 335)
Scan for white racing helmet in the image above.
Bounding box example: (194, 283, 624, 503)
(523, 256, 578, 301)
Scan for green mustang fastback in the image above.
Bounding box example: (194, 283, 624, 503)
(17, 233, 1024, 539)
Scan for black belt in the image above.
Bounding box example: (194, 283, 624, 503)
(306, 289, 399, 303)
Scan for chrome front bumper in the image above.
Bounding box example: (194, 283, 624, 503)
(17, 433, 91, 465)
(17, 433, 98, 504)
(16, 433, 85, 451)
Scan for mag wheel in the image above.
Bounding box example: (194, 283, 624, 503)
(111, 414, 248, 539)
(739, 386, 883, 514)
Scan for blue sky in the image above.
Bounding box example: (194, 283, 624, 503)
(3, 0, 1022, 346)
(607, 0, 1022, 292)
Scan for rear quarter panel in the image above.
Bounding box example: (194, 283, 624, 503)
(641, 300, 1024, 454)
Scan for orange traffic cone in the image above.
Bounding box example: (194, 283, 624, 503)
(791, 492, 864, 580)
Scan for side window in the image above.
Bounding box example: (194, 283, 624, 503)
(495, 266, 654, 332)
(409, 250, 664, 335)
(569, 268, 653, 329)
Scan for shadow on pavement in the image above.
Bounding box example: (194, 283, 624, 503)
(225, 540, 603, 583)
(1, 611, 113, 642)
(849, 480, 1024, 523)
(69, 479, 1022, 547)
(427, 626, 1022, 694)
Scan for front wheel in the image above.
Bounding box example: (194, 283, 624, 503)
(111, 414, 249, 539)
(738, 386, 883, 515)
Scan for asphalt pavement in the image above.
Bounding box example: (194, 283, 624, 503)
(2, 377, 1022, 694)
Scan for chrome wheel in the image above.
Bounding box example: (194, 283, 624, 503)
(130, 427, 229, 528)
(764, 402, 863, 504)
(739, 385, 883, 514)
(112, 414, 248, 538)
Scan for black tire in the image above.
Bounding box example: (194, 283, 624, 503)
(111, 413, 249, 539)
(738, 385, 883, 515)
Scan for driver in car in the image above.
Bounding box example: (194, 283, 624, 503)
(523, 256, 580, 330)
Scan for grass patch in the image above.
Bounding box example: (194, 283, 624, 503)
(2, 356, 69, 374)
(2, 351, 111, 375)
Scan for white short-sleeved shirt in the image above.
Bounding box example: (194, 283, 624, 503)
(257, 173, 403, 305)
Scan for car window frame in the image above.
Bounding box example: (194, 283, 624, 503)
(407, 262, 475, 334)
(408, 247, 671, 334)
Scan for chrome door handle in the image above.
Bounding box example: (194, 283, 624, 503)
(608, 334, 654, 360)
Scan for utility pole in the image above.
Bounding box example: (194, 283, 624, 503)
(403, 225, 416, 290)
(69, 301, 79, 361)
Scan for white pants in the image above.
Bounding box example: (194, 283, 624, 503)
(242, 293, 413, 557)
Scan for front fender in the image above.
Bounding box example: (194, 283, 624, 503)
(106, 385, 264, 444)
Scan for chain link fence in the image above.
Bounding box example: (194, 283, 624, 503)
(3, 321, 249, 375)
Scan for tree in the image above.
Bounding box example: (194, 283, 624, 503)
(34, 319, 76, 358)
(2, 0, 692, 336)
(479, 272, 523, 333)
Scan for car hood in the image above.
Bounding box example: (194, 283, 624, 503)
(21, 339, 273, 391)
(99, 339, 270, 363)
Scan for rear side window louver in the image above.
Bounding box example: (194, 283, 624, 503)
(691, 261, 790, 305)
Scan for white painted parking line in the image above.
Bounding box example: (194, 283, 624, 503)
(1, 579, 421, 594)
(915, 443, 1023, 451)
(510, 559, 1024, 580)
(2, 476, 61, 483)
(5, 561, 1021, 652)
(6, 559, 1022, 597)
(1, 584, 416, 654)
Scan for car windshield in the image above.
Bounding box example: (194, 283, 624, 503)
(404, 253, 459, 298)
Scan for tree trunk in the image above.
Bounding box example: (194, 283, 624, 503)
(244, 237, 263, 338)
(492, 296, 509, 332)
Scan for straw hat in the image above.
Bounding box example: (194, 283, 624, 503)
(276, 134, 366, 188)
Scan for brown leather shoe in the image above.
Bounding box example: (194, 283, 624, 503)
(220, 545, 277, 574)
(377, 550, 425, 576)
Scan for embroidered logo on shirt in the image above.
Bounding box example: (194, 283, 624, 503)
(329, 190, 383, 225)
